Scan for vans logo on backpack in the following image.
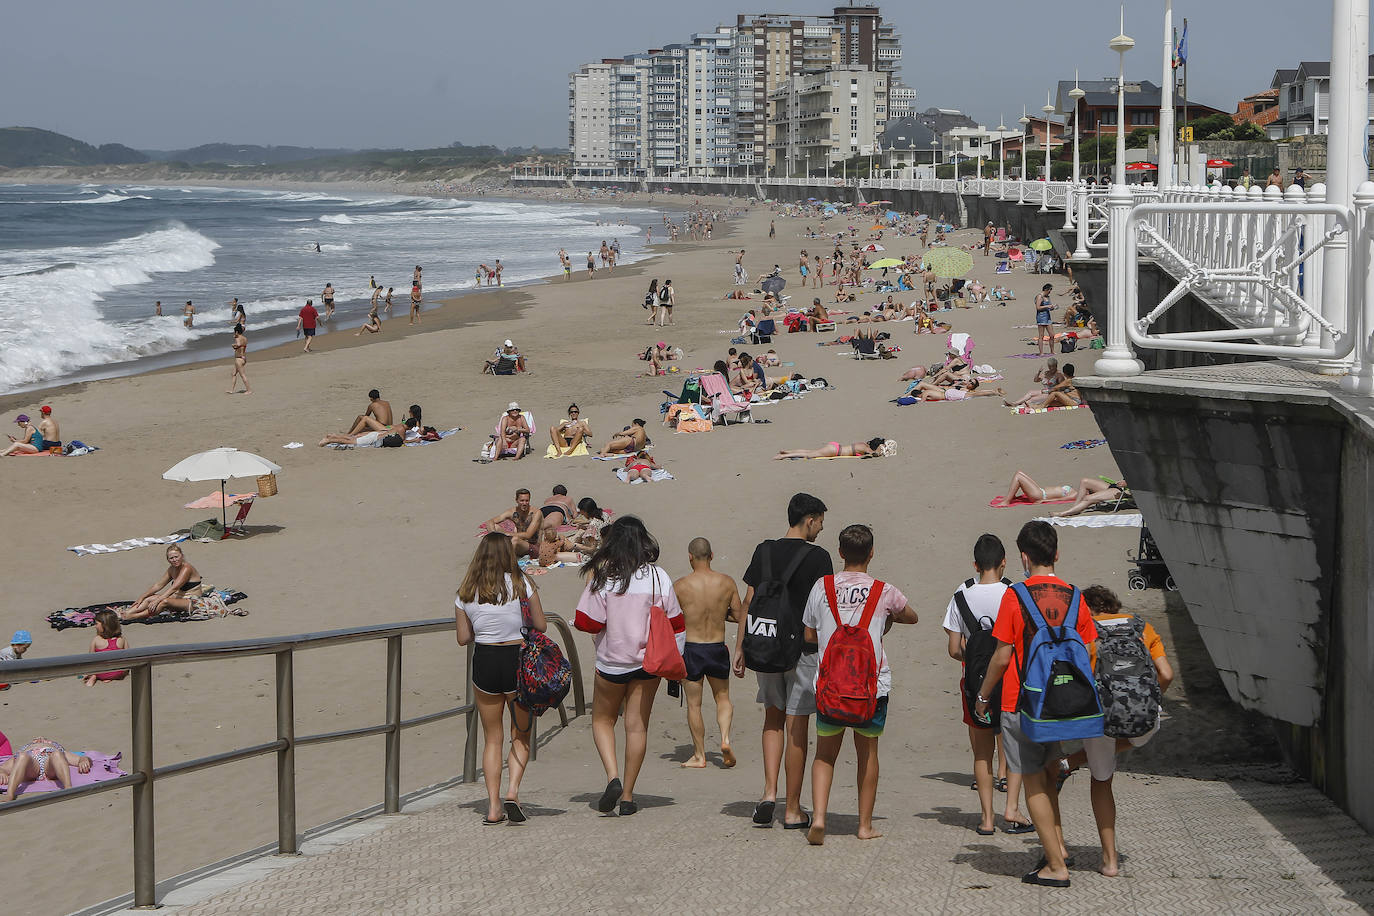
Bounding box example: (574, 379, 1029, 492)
(747, 616, 777, 637)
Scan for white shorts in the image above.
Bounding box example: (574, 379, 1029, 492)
(1083, 714, 1162, 781)
(754, 651, 818, 716)
(357, 431, 382, 448)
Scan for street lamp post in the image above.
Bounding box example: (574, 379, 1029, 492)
(1159, 0, 1176, 189)
(997, 117, 1007, 199)
(1065, 74, 1086, 230)
(1018, 106, 1030, 203)
(1070, 72, 1086, 185)
(1041, 91, 1055, 212)
(976, 126, 985, 183)
(1110, 5, 1135, 187)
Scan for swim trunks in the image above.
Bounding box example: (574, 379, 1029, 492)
(41, 440, 62, 450)
(683, 641, 730, 681)
(303, 328, 316, 337)
(356, 431, 382, 448)
(540, 505, 568, 521)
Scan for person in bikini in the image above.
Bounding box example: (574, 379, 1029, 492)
(550, 403, 591, 456)
(1004, 365, 1079, 408)
(909, 379, 1004, 401)
(537, 484, 577, 530)
(227, 323, 252, 394)
(1001, 471, 1079, 507)
(485, 488, 542, 558)
(1052, 478, 1131, 518)
(495, 403, 531, 459)
(318, 421, 406, 448)
(774, 437, 895, 460)
(598, 418, 648, 456)
(123, 545, 203, 621)
(622, 449, 660, 483)
(672, 537, 742, 769)
(1, 737, 92, 801)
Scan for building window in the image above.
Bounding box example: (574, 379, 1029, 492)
(1129, 110, 1154, 126)
(1099, 109, 1117, 126)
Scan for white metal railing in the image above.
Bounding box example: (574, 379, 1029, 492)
(1104, 182, 1363, 373)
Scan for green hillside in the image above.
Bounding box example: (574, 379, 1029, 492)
(0, 127, 148, 167)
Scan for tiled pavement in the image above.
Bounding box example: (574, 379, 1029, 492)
(104, 714, 1374, 916)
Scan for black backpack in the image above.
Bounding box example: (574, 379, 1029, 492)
(954, 578, 1011, 724)
(743, 541, 814, 673)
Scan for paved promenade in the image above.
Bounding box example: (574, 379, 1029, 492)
(107, 711, 1374, 916)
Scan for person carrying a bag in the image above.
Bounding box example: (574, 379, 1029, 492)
(455, 533, 548, 825)
(574, 516, 684, 817)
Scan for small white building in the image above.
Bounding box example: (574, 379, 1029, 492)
(1270, 57, 1374, 139)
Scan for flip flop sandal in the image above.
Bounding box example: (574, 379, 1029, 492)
(996, 777, 1008, 793)
(1021, 870, 1070, 888)
(1035, 855, 1076, 870)
(503, 800, 527, 823)
(751, 800, 776, 827)
(1002, 820, 1036, 835)
(975, 825, 997, 836)
(481, 814, 507, 826)
(782, 812, 812, 830)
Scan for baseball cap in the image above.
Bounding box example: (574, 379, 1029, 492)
(40, 406, 52, 415)
(507, 402, 521, 411)
(11, 630, 32, 645)
(504, 339, 514, 347)
(15, 414, 29, 423)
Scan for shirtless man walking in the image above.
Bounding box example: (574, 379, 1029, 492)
(485, 488, 542, 557)
(347, 389, 392, 435)
(673, 538, 742, 769)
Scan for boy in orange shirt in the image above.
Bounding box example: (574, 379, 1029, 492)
(974, 521, 1097, 889)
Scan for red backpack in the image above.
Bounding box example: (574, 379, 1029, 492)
(815, 577, 885, 725)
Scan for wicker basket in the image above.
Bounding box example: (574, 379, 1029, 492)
(256, 473, 278, 498)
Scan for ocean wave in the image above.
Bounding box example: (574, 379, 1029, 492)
(319, 213, 353, 224)
(0, 224, 221, 390)
(59, 193, 154, 205)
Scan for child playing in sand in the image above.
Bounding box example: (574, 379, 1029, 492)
(623, 450, 660, 483)
(84, 610, 127, 686)
(538, 527, 584, 567)
(1, 737, 92, 801)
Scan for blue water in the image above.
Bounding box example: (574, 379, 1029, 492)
(0, 184, 659, 392)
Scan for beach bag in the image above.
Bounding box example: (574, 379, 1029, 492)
(1059, 335, 1077, 353)
(954, 578, 1010, 727)
(1095, 615, 1161, 738)
(743, 541, 814, 673)
(256, 473, 278, 498)
(380, 433, 404, 448)
(515, 597, 572, 716)
(643, 292, 654, 310)
(641, 573, 686, 680)
(814, 577, 884, 725)
(190, 518, 225, 540)
(1011, 583, 1104, 742)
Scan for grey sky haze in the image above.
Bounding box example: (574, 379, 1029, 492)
(0, 1, 1354, 150)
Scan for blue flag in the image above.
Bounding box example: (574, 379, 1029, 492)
(1174, 24, 1188, 68)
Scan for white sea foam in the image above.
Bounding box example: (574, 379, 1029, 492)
(57, 192, 153, 205)
(0, 224, 220, 390)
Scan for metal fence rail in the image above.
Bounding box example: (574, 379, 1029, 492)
(0, 614, 585, 909)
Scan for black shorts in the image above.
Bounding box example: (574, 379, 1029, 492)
(683, 642, 730, 681)
(596, 667, 657, 685)
(303, 328, 316, 337)
(472, 643, 521, 695)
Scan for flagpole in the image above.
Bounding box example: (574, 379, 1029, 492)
(1181, 17, 1189, 185)
(1159, 0, 1175, 189)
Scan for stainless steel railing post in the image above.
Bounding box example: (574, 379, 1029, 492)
(130, 663, 156, 909)
(384, 636, 402, 814)
(275, 650, 298, 855)
(462, 642, 478, 782)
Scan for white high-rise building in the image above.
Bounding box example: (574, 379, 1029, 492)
(770, 67, 888, 176)
(685, 29, 739, 175)
(568, 61, 616, 173)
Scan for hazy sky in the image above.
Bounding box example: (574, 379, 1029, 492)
(1, 1, 1354, 150)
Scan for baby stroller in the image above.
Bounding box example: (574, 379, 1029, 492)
(1126, 527, 1177, 591)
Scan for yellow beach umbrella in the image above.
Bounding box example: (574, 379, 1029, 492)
(923, 247, 974, 279)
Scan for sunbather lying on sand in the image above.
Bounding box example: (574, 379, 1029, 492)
(1, 737, 92, 801)
(908, 379, 1004, 401)
(318, 422, 407, 448)
(598, 419, 649, 456)
(1053, 477, 1131, 518)
(775, 437, 896, 459)
(1003, 471, 1077, 507)
(622, 450, 661, 483)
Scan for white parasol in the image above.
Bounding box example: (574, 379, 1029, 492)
(163, 448, 281, 527)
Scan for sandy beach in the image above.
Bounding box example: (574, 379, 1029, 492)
(2, 193, 1240, 915)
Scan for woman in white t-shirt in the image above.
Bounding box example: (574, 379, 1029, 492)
(455, 532, 547, 825)
(574, 516, 684, 817)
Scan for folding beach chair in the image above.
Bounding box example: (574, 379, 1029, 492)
(698, 373, 753, 425)
(851, 336, 882, 359)
(485, 355, 519, 375)
(481, 411, 537, 459)
(224, 497, 255, 538)
(750, 318, 776, 345)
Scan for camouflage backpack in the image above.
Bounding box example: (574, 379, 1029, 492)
(1094, 615, 1162, 739)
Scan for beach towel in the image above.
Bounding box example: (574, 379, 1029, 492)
(183, 493, 256, 510)
(544, 441, 590, 458)
(989, 494, 1076, 508)
(1061, 439, 1108, 450)
(1035, 514, 1144, 528)
(1004, 353, 1045, 359)
(615, 468, 674, 483)
(1010, 403, 1090, 415)
(15, 441, 99, 457)
(0, 751, 126, 799)
(405, 427, 461, 446)
(282, 442, 305, 449)
(68, 533, 190, 558)
(47, 591, 248, 630)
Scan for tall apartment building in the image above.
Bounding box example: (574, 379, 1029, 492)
(568, 60, 616, 172)
(770, 67, 888, 175)
(569, 5, 906, 176)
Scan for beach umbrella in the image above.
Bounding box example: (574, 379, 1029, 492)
(886, 210, 900, 220)
(760, 276, 787, 296)
(1028, 238, 1055, 252)
(925, 247, 974, 278)
(868, 258, 905, 269)
(1124, 162, 1157, 171)
(163, 447, 281, 528)
(873, 200, 893, 204)
(864, 243, 885, 251)
(1205, 159, 1234, 168)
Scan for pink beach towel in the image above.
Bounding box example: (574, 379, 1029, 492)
(1010, 404, 1090, 415)
(0, 751, 125, 799)
(989, 494, 1077, 508)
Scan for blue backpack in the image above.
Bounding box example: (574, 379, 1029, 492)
(1011, 582, 1104, 742)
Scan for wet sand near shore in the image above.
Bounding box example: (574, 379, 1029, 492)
(0, 195, 1274, 916)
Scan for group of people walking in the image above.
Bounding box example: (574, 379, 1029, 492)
(454, 492, 1170, 887)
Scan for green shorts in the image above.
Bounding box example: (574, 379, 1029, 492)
(816, 695, 889, 738)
